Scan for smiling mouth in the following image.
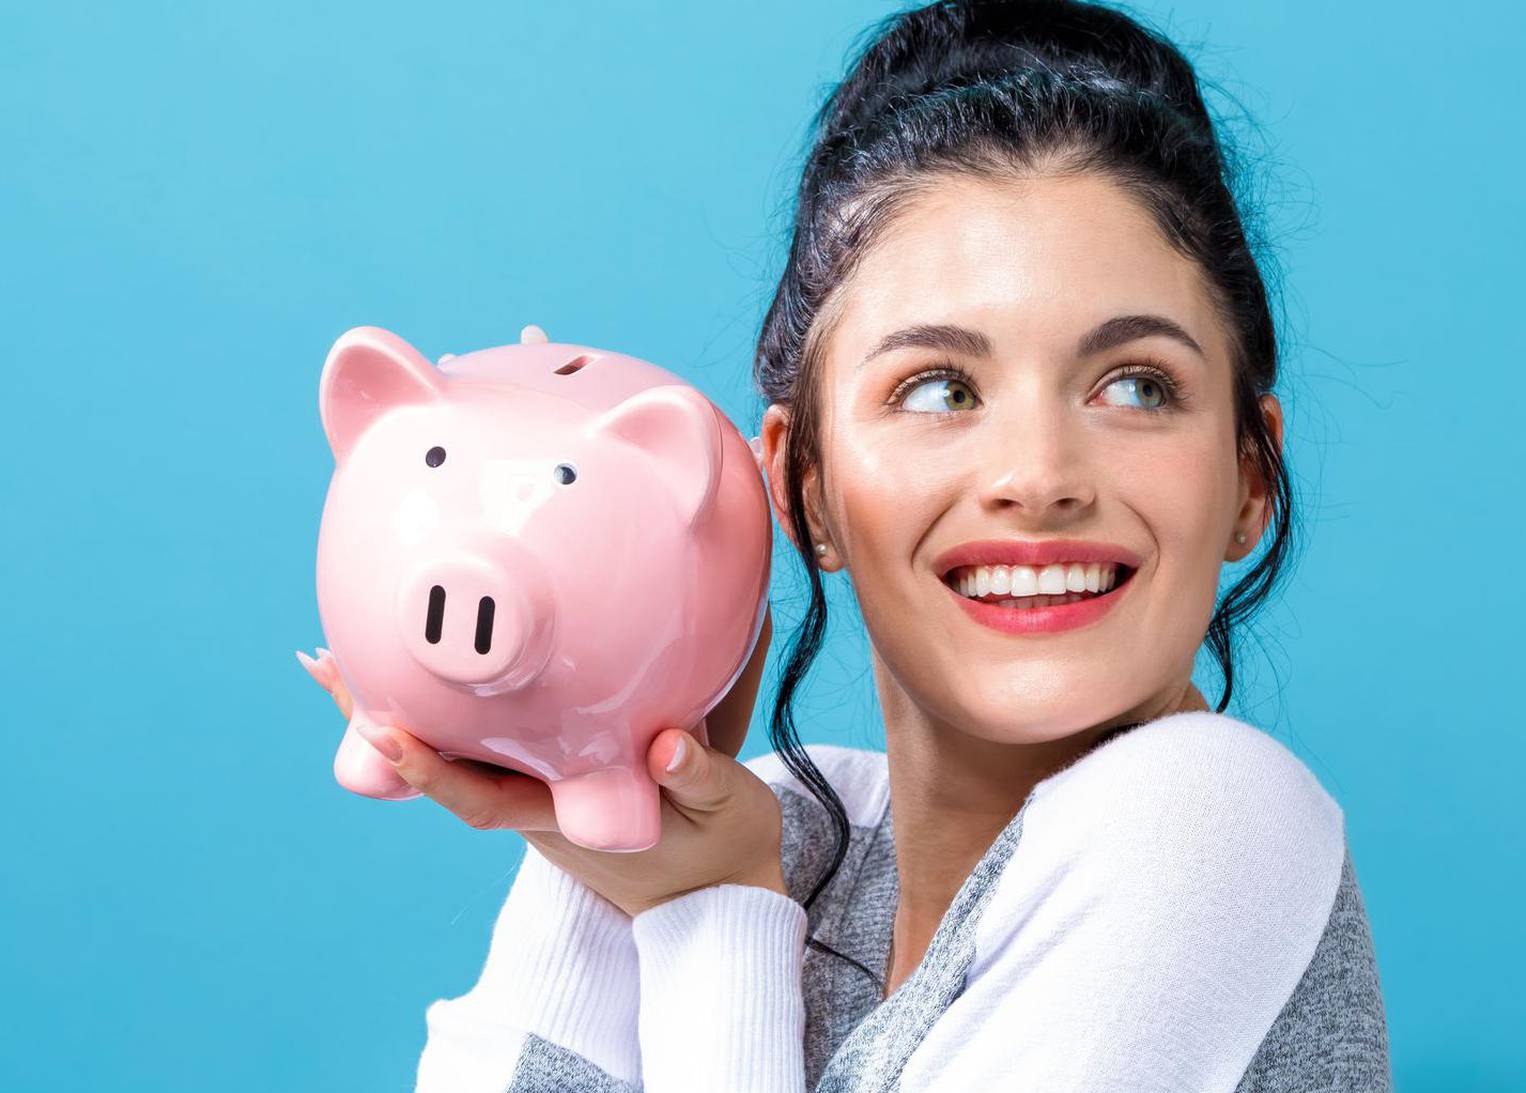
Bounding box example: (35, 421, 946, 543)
(940, 563, 1138, 609)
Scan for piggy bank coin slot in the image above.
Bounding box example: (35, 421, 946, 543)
(554, 354, 597, 375)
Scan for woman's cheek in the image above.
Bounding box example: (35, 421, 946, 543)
(1128, 434, 1236, 636)
(832, 430, 940, 542)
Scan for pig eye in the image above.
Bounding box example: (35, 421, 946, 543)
(425, 446, 446, 468)
(553, 462, 577, 485)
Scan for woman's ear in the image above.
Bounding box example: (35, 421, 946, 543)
(759, 403, 837, 568)
(1230, 393, 1284, 560)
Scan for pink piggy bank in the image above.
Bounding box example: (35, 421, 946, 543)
(305, 324, 771, 852)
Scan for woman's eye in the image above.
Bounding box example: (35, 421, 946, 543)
(898, 374, 978, 414)
(1099, 371, 1174, 411)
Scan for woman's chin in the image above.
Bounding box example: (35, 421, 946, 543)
(937, 691, 1134, 746)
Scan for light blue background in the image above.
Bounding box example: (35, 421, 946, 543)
(2, 1, 1520, 1089)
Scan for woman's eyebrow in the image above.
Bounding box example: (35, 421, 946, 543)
(1077, 313, 1204, 359)
(859, 314, 1204, 370)
(859, 323, 993, 369)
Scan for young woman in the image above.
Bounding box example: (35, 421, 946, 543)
(308, 1, 1392, 1088)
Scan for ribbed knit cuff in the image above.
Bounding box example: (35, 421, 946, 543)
(489, 843, 641, 1083)
(631, 884, 808, 1093)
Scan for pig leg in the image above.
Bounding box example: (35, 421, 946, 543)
(334, 716, 422, 801)
(548, 765, 662, 853)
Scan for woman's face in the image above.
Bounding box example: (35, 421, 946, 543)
(761, 171, 1281, 743)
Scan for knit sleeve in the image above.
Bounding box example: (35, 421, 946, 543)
(891, 712, 1365, 1091)
(414, 842, 642, 1092)
(1233, 843, 1393, 1091)
(630, 883, 810, 1093)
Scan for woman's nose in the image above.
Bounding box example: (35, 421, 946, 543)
(976, 406, 1096, 518)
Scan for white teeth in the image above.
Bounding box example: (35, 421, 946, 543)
(990, 592, 1090, 609)
(950, 561, 1122, 601)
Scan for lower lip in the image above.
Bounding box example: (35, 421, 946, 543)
(942, 569, 1136, 635)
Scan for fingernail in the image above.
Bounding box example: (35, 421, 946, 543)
(357, 721, 403, 763)
(665, 735, 688, 773)
(295, 649, 325, 684)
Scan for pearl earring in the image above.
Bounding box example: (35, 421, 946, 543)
(1235, 531, 1248, 544)
(815, 542, 828, 556)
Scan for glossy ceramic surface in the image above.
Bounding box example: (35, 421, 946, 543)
(310, 326, 771, 851)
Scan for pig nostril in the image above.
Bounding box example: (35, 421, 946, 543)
(474, 596, 496, 655)
(425, 585, 446, 644)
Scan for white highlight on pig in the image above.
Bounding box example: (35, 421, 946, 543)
(394, 490, 442, 546)
(480, 459, 558, 533)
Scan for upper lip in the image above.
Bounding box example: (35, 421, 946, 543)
(933, 538, 1144, 579)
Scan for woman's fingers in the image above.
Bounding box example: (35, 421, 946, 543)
(321, 649, 355, 719)
(297, 647, 354, 720)
(356, 722, 559, 832)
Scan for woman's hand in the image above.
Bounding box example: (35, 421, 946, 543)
(297, 607, 785, 918)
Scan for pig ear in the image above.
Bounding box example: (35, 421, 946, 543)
(319, 327, 445, 463)
(588, 385, 723, 528)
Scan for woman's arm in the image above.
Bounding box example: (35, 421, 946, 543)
(415, 842, 643, 1092)
(889, 712, 1382, 1090)
(631, 883, 809, 1093)
(1233, 844, 1392, 1091)
(298, 653, 643, 1089)
(609, 713, 1389, 1093)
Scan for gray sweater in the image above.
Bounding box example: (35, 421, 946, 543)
(417, 711, 1392, 1091)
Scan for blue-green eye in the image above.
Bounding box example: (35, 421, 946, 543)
(894, 368, 979, 414)
(1099, 368, 1178, 411)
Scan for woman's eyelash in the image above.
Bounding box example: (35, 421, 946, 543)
(884, 361, 978, 406)
(1107, 361, 1189, 409)
(884, 359, 1188, 411)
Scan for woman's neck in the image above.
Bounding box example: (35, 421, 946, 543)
(876, 673, 1209, 998)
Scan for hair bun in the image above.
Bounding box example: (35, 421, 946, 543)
(816, 0, 1204, 146)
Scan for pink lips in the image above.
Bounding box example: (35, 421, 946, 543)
(932, 538, 1143, 636)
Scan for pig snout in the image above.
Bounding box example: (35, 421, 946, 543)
(395, 547, 553, 694)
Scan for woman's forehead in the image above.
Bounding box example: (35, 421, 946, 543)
(827, 173, 1221, 358)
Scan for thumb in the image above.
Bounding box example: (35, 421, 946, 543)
(650, 727, 731, 813)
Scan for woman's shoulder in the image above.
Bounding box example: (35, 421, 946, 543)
(949, 711, 1373, 1086)
(742, 743, 891, 908)
(1033, 709, 1346, 862)
(980, 709, 1352, 995)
